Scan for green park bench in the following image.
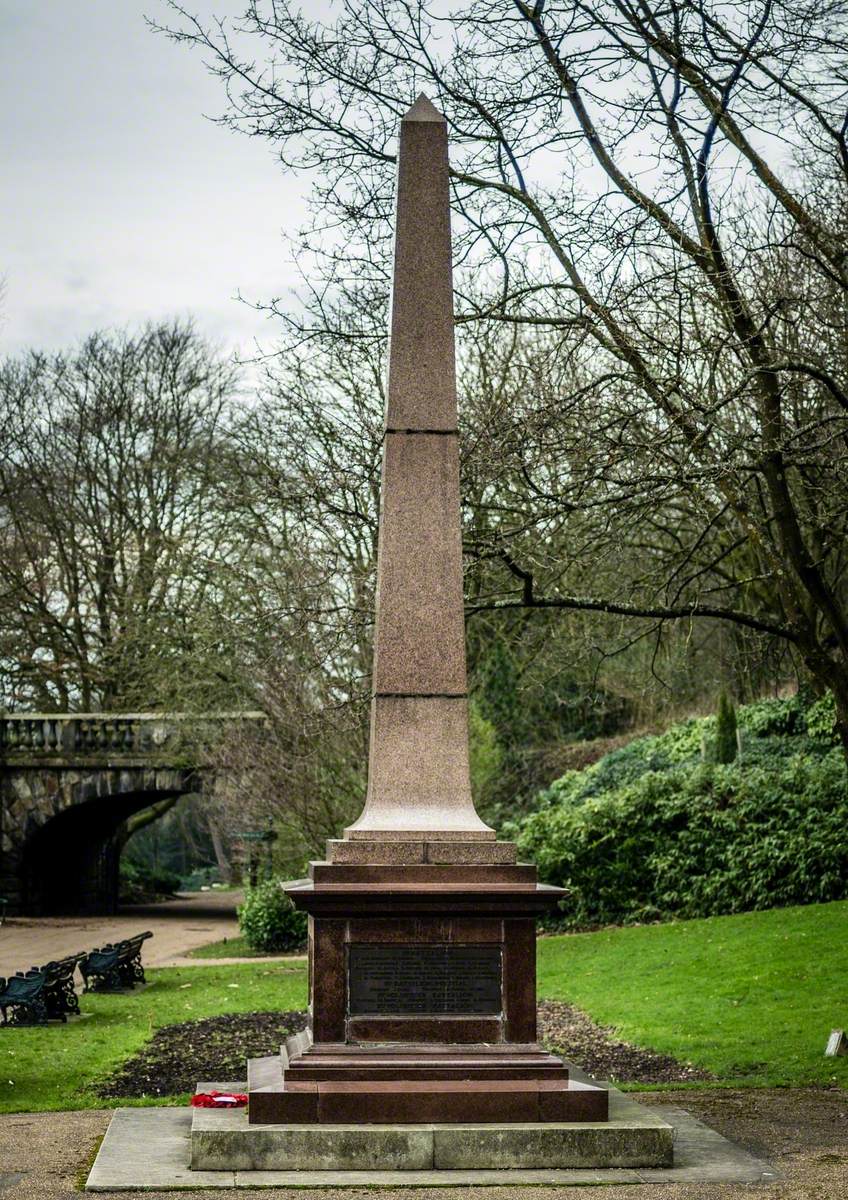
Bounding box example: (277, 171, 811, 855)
(80, 931, 153, 992)
(0, 970, 49, 1025)
(40, 953, 85, 1019)
(0, 953, 85, 1024)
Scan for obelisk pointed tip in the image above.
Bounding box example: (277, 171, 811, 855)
(402, 93, 445, 123)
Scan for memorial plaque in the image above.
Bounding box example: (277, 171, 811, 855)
(348, 943, 502, 1015)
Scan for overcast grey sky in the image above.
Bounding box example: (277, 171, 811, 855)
(1, 1, 309, 359)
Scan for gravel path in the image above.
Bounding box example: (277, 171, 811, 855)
(1, 1087, 845, 1198)
(0, 890, 241, 978)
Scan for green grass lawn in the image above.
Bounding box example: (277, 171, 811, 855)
(538, 899, 848, 1089)
(187, 934, 305, 959)
(2, 901, 845, 1112)
(0, 961, 307, 1114)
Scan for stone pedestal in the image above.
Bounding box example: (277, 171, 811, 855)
(243, 853, 605, 1126)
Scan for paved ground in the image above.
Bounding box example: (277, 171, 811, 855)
(0, 891, 241, 977)
(0, 1087, 845, 1198)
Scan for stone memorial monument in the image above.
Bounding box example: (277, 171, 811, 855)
(247, 92, 597, 1126)
(191, 96, 673, 1173)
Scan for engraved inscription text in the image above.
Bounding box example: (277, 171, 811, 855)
(348, 944, 502, 1015)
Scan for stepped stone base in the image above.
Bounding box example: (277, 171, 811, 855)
(247, 1048, 607, 1124)
(190, 1080, 673, 1172)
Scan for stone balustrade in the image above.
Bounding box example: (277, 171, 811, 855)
(0, 712, 264, 761)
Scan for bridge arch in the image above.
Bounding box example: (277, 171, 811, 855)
(19, 775, 198, 915)
(0, 713, 261, 914)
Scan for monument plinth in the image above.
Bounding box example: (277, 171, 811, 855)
(244, 94, 607, 1127)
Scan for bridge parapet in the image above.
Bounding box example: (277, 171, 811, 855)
(0, 712, 264, 765)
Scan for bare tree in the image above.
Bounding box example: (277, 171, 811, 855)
(197, 293, 384, 860)
(0, 321, 251, 710)
(210, 662, 367, 871)
(157, 0, 848, 753)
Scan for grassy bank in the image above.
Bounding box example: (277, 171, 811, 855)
(538, 899, 848, 1088)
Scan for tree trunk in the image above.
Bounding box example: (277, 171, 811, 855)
(207, 817, 233, 885)
(117, 795, 180, 855)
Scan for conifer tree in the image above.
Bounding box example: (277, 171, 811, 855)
(715, 692, 738, 764)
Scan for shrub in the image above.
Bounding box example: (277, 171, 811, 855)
(238, 880, 308, 952)
(119, 861, 182, 903)
(806, 691, 839, 744)
(516, 691, 847, 928)
(738, 693, 805, 737)
(179, 865, 224, 891)
(531, 692, 838, 818)
(529, 718, 705, 816)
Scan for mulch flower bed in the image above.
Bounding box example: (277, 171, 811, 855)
(96, 1001, 710, 1099)
(96, 1010, 308, 1099)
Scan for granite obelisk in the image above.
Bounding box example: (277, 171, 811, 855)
(185, 90, 671, 1172)
(240, 96, 611, 1131)
(178, 92, 675, 1172)
(346, 93, 493, 845)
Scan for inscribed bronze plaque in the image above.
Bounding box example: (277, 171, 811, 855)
(348, 944, 502, 1015)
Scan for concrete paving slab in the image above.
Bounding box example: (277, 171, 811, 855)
(232, 1166, 644, 1186)
(87, 1099, 777, 1189)
(638, 1104, 779, 1184)
(86, 1108, 235, 1191)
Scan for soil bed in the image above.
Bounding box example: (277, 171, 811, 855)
(96, 1000, 709, 1098)
(96, 1010, 308, 1098)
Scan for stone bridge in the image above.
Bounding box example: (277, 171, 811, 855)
(0, 712, 263, 915)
